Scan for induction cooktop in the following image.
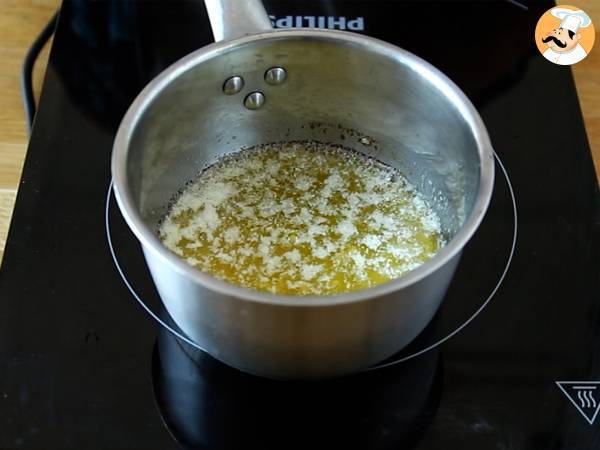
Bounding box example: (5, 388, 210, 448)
(1, 1, 599, 449)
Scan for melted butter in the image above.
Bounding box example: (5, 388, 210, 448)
(159, 142, 444, 296)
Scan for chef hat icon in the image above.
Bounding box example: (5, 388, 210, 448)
(551, 8, 592, 33)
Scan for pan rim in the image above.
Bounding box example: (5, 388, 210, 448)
(111, 28, 495, 307)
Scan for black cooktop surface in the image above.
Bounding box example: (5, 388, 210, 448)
(1, 1, 599, 449)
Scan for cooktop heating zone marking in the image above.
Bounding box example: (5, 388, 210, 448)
(106, 151, 517, 371)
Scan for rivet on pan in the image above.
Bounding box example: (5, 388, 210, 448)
(223, 76, 244, 95)
(264, 67, 287, 85)
(244, 91, 265, 110)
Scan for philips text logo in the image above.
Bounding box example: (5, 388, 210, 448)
(268, 15, 365, 31)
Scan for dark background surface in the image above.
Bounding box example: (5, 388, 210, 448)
(1, 1, 599, 448)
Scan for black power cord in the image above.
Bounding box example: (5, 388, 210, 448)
(21, 11, 59, 134)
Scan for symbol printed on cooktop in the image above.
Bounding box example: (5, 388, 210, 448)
(556, 381, 600, 424)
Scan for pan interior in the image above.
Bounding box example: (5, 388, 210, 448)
(125, 33, 482, 247)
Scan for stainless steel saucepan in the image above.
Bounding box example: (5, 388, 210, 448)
(112, 0, 494, 379)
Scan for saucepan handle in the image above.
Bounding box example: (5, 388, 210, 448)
(204, 0, 273, 42)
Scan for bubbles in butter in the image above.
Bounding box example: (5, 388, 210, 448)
(159, 142, 445, 296)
